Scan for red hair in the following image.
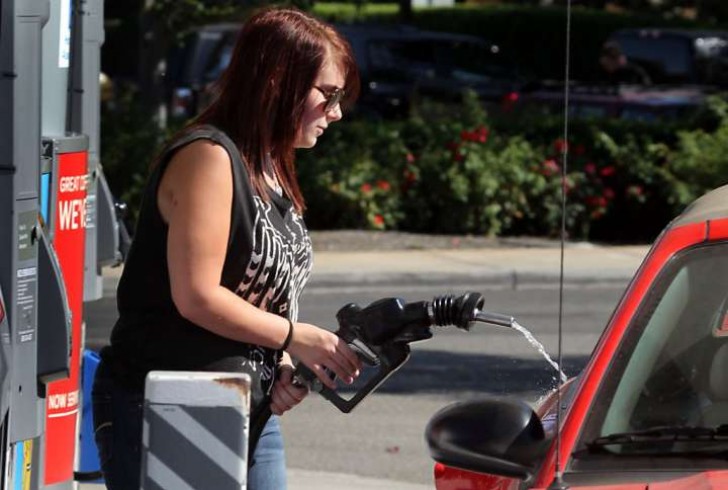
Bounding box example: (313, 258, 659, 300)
(195, 7, 360, 213)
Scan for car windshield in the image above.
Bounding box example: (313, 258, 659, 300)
(575, 242, 728, 465)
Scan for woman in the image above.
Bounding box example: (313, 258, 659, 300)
(92, 8, 362, 489)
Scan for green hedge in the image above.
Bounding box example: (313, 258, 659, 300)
(296, 93, 728, 242)
(101, 87, 728, 243)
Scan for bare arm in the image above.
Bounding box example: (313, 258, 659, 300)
(157, 140, 360, 386)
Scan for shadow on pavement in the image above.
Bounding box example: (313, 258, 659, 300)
(337, 349, 589, 396)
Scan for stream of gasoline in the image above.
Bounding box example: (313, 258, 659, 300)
(511, 321, 568, 384)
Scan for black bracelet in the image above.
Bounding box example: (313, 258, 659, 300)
(281, 319, 294, 351)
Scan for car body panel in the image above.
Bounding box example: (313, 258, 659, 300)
(432, 184, 728, 490)
(534, 221, 710, 487)
(519, 84, 710, 122)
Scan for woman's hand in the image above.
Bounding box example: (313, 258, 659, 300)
(270, 358, 308, 416)
(286, 322, 362, 389)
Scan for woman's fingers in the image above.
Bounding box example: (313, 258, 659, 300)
(308, 364, 335, 389)
(287, 323, 364, 387)
(270, 368, 309, 415)
(336, 339, 363, 374)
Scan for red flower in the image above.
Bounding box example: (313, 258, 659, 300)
(603, 188, 615, 200)
(373, 214, 385, 227)
(475, 126, 489, 143)
(446, 141, 460, 151)
(573, 144, 586, 156)
(403, 170, 417, 183)
(501, 91, 519, 112)
(461, 127, 489, 143)
(541, 159, 560, 176)
(600, 166, 616, 177)
(360, 183, 372, 193)
(584, 162, 596, 175)
(586, 196, 607, 208)
(376, 180, 391, 191)
(405, 152, 416, 164)
(554, 138, 568, 154)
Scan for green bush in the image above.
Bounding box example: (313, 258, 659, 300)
(298, 91, 728, 241)
(102, 85, 728, 242)
(670, 97, 728, 200)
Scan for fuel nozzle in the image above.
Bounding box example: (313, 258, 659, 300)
(429, 293, 514, 330)
(474, 309, 515, 328)
(292, 292, 516, 414)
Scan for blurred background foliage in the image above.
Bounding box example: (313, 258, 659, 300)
(101, 1, 728, 242)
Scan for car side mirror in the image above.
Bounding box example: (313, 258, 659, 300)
(426, 398, 549, 480)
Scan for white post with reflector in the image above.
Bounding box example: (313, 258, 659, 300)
(141, 371, 251, 490)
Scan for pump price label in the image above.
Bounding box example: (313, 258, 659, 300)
(46, 149, 87, 484)
(57, 174, 88, 231)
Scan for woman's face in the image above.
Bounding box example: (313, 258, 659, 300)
(295, 60, 345, 149)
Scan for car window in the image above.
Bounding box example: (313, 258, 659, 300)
(616, 36, 692, 83)
(202, 36, 235, 83)
(368, 39, 438, 80)
(187, 31, 226, 83)
(367, 37, 514, 84)
(439, 41, 513, 82)
(575, 242, 728, 466)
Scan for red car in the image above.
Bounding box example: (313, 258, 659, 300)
(426, 184, 728, 489)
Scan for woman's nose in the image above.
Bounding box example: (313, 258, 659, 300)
(327, 103, 343, 122)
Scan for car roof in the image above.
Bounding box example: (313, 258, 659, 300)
(334, 23, 492, 45)
(612, 28, 728, 40)
(672, 183, 728, 227)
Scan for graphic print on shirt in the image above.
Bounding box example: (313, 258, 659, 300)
(235, 196, 313, 394)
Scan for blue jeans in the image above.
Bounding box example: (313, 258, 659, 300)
(92, 362, 286, 490)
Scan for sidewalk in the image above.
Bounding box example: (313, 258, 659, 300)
(103, 241, 650, 291)
(79, 469, 432, 490)
(306, 242, 649, 288)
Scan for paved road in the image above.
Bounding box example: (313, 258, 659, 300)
(84, 281, 627, 485)
(282, 283, 626, 485)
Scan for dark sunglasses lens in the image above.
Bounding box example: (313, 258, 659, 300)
(325, 89, 344, 112)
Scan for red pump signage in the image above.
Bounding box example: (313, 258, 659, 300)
(45, 149, 87, 484)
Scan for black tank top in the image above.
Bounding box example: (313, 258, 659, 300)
(102, 125, 313, 417)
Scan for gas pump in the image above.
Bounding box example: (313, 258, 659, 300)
(1, 0, 122, 487)
(0, 0, 62, 488)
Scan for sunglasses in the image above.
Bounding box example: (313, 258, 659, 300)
(314, 86, 346, 113)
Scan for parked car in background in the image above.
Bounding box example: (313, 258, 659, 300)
(608, 28, 728, 88)
(516, 28, 728, 122)
(519, 82, 710, 122)
(427, 183, 728, 489)
(164, 22, 525, 121)
(164, 23, 239, 120)
(334, 23, 524, 118)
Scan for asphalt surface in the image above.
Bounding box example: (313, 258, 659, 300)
(81, 233, 650, 490)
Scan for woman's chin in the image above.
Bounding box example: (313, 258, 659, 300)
(295, 137, 318, 149)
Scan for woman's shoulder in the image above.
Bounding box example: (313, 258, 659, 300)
(165, 137, 232, 184)
(162, 124, 235, 169)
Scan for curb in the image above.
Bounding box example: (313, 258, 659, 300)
(102, 269, 636, 294)
(102, 245, 648, 291)
(305, 269, 636, 290)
